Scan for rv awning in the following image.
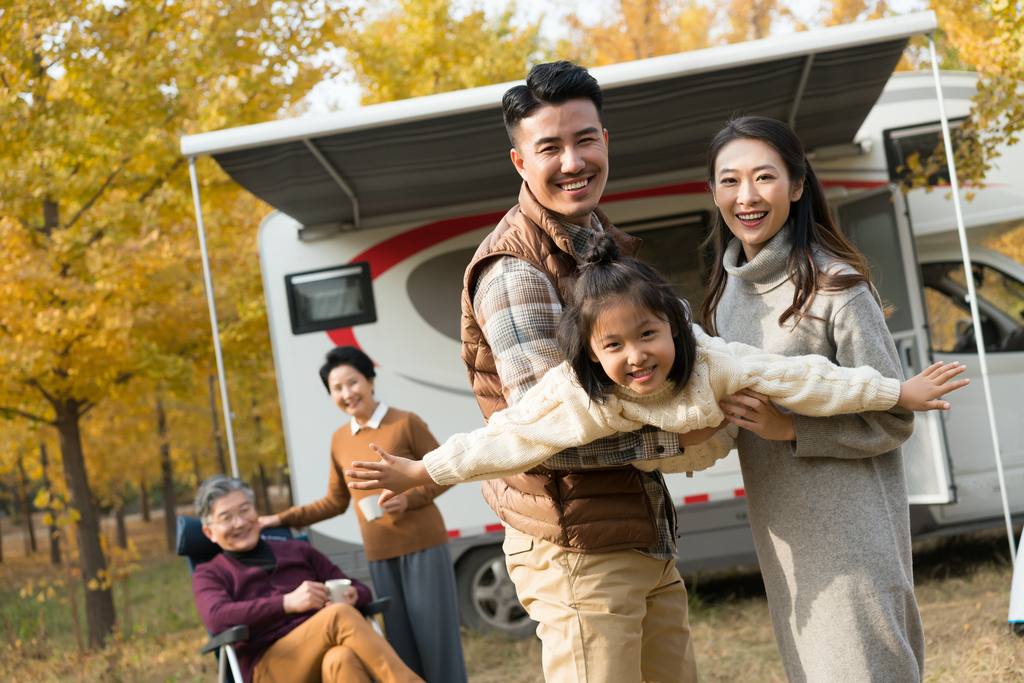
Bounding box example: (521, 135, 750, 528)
(180, 12, 938, 231)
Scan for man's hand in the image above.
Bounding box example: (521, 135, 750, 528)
(380, 493, 409, 515)
(346, 444, 433, 504)
(898, 361, 969, 411)
(335, 585, 359, 606)
(678, 423, 727, 448)
(283, 581, 329, 614)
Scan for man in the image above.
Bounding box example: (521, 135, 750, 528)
(460, 61, 713, 683)
(191, 474, 423, 683)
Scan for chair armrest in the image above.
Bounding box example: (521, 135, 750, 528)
(360, 597, 393, 617)
(200, 625, 250, 655)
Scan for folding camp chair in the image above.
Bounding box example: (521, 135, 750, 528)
(176, 516, 393, 683)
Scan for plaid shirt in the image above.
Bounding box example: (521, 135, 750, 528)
(472, 214, 678, 560)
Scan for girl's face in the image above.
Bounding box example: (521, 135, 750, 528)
(712, 138, 804, 262)
(328, 364, 377, 424)
(588, 301, 675, 395)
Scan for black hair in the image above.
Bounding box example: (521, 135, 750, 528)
(701, 116, 876, 335)
(556, 234, 697, 403)
(319, 345, 375, 392)
(502, 61, 604, 148)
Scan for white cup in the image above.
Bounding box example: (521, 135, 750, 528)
(358, 495, 384, 522)
(325, 578, 352, 604)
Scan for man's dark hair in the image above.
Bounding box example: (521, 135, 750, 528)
(319, 345, 375, 392)
(502, 61, 604, 148)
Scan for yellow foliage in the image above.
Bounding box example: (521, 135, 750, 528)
(344, 0, 545, 104)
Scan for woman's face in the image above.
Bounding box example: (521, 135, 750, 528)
(712, 138, 804, 262)
(328, 364, 377, 424)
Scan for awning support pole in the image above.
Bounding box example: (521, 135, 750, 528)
(788, 53, 815, 129)
(927, 34, 1014, 564)
(188, 156, 240, 479)
(303, 139, 361, 229)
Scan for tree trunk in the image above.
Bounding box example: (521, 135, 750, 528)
(41, 442, 61, 565)
(280, 464, 294, 508)
(257, 463, 272, 514)
(191, 448, 201, 487)
(54, 401, 116, 649)
(17, 452, 38, 554)
(157, 398, 176, 552)
(0, 505, 4, 564)
(115, 503, 127, 549)
(209, 375, 227, 475)
(139, 478, 150, 523)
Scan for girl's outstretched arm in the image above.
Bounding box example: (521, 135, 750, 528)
(897, 361, 969, 410)
(346, 444, 431, 502)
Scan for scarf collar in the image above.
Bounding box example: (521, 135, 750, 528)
(722, 222, 793, 294)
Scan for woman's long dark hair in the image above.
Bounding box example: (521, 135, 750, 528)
(556, 234, 697, 403)
(699, 116, 876, 336)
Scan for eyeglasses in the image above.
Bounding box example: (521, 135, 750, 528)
(208, 502, 256, 528)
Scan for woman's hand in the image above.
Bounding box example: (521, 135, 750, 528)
(380, 494, 409, 515)
(898, 361, 969, 411)
(346, 443, 433, 504)
(720, 389, 796, 441)
(257, 514, 282, 531)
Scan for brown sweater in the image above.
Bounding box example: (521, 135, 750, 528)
(276, 408, 451, 562)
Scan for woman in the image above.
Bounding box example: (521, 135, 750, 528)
(259, 346, 468, 683)
(703, 116, 925, 682)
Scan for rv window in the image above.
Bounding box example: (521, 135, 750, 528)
(618, 212, 711, 314)
(921, 262, 1024, 353)
(882, 119, 968, 185)
(285, 262, 376, 335)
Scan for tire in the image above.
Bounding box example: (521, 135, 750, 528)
(455, 545, 535, 638)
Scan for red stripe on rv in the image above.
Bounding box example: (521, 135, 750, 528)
(327, 209, 507, 348)
(734, 488, 745, 498)
(484, 523, 504, 534)
(684, 494, 709, 505)
(447, 529, 461, 539)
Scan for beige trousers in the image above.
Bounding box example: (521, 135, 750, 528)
(252, 603, 424, 683)
(504, 528, 698, 683)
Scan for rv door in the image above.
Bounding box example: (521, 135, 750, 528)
(835, 188, 955, 504)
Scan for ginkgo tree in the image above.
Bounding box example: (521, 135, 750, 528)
(343, 0, 546, 104)
(0, 0, 347, 649)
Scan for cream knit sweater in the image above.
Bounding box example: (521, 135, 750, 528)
(424, 324, 902, 484)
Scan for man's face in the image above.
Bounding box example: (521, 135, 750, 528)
(202, 490, 260, 553)
(510, 99, 609, 226)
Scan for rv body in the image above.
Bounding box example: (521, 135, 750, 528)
(257, 69, 1024, 635)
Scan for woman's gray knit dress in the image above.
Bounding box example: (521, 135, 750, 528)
(715, 225, 925, 683)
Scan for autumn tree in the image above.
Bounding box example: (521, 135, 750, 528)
(343, 0, 546, 104)
(562, 0, 717, 66)
(899, 0, 1023, 192)
(0, 0, 346, 648)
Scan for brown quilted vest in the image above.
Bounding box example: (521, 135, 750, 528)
(460, 182, 658, 553)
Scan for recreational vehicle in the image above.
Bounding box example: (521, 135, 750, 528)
(180, 12, 1024, 636)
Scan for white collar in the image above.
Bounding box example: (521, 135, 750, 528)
(351, 402, 388, 434)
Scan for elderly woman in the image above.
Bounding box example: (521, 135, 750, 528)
(259, 346, 467, 683)
(191, 474, 422, 683)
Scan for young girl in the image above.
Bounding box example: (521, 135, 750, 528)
(345, 235, 966, 497)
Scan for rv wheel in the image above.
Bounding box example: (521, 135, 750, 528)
(455, 545, 535, 638)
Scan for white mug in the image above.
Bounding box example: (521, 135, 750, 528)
(358, 495, 384, 522)
(325, 578, 352, 603)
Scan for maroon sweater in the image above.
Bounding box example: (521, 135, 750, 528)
(191, 540, 372, 683)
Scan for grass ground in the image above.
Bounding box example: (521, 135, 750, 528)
(2, 518, 1022, 682)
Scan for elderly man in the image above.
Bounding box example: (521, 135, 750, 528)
(191, 474, 423, 683)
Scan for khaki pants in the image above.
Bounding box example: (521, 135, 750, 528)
(504, 528, 698, 683)
(252, 603, 424, 683)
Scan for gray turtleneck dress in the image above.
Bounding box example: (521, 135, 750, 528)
(715, 225, 925, 683)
